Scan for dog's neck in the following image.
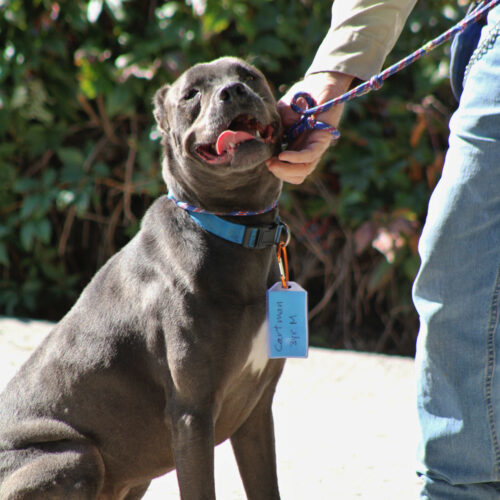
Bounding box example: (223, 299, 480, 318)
(165, 176, 281, 219)
(167, 191, 278, 217)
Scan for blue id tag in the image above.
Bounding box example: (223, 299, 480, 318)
(266, 281, 308, 358)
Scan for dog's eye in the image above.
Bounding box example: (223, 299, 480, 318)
(183, 89, 199, 101)
(239, 67, 261, 83)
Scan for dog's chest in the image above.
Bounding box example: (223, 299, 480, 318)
(243, 321, 268, 376)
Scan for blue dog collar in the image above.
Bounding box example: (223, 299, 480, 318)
(188, 211, 285, 249)
(167, 194, 286, 249)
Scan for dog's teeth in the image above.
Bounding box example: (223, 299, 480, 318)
(256, 130, 261, 138)
(229, 142, 235, 148)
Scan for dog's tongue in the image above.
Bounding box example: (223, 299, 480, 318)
(216, 130, 255, 155)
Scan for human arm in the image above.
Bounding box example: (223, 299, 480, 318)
(267, 0, 417, 184)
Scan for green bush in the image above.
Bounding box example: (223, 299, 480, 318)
(0, 0, 459, 354)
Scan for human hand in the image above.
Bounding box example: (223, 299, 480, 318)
(267, 71, 353, 184)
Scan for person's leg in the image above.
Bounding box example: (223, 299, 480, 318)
(413, 7, 500, 499)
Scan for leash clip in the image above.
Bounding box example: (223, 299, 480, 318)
(276, 241, 290, 289)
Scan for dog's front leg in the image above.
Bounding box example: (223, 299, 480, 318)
(230, 381, 281, 500)
(171, 407, 216, 500)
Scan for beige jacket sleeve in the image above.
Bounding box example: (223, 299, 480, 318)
(306, 0, 417, 81)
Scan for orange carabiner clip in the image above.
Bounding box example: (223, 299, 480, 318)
(276, 242, 289, 289)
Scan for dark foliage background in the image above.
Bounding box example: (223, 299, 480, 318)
(1, 0, 462, 355)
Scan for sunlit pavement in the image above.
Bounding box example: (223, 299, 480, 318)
(0, 317, 422, 499)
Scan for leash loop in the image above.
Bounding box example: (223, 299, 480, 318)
(287, 93, 340, 144)
(285, 0, 499, 143)
(290, 92, 316, 114)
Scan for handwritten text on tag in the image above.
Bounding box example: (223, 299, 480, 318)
(266, 281, 308, 358)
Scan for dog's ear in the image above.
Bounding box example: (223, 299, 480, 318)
(153, 84, 171, 135)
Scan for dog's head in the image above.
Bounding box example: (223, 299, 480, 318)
(153, 57, 282, 213)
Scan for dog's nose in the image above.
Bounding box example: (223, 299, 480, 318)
(219, 82, 248, 102)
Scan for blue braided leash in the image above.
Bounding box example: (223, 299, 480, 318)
(286, 0, 499, 143)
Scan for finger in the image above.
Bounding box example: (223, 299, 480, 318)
(287, 128, 333, 151)
(277, 95, 314, 129)
(266, 158, 317, 184)
(269, 168, 309, 184)
(277, 101, 301, 128)
(278, 147, 324, 165)
(279, 136, 331, 164)
(293, 96, 308, 111)
(266, 158, 315, 173)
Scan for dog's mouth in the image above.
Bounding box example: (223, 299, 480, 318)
(195, 114, 276, 165)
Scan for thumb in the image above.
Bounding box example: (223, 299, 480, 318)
(277, 99, 301, 128)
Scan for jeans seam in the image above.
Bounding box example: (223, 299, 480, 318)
(485, 263, 500, 479)
(463, 20, 500, 89)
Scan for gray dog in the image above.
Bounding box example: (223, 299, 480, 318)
(0, 57, 286, 499)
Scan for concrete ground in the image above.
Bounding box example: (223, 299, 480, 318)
(0, 317, 422, 499)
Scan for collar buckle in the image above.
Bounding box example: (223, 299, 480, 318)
(242, 222, 283, 249)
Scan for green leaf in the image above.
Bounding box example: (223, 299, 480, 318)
(13, 177, 38, 193)
(23, 125, 58, 159)
(11, 85, 28, 108)
(0, 242, 9, 266)
(75, 190, 91, 215)
(36, 218, 52, 244)
(0, 143, 17, 158)
(251, 36, 289, 57)
(61, 163, 85, 184)
(368, 259, 393, 295)
(92, 162, 111, 177)
(42, 169, 57, 188)
(0, 225, 10, 239)
(403, 255, 421, 280)
(106, 84, 135, 117)
(202, 12, 231, 36)
(58, 147, 84, 168)
(20, 194, 43, 219)
(20, 222, 36, 251)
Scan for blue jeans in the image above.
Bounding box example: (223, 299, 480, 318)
(413, 5, 500, 499)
